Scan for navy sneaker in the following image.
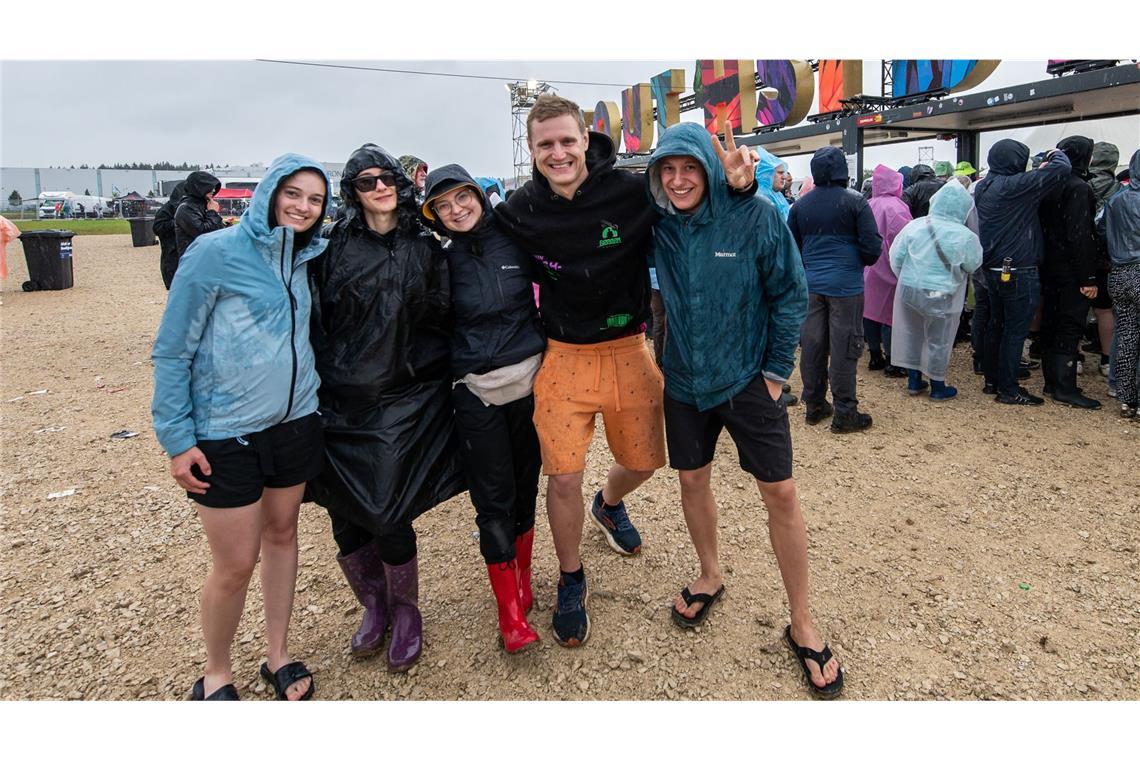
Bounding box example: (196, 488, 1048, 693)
(589, 490, 642, 555)
(552, 572, 590, 647)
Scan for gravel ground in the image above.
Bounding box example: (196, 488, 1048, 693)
(1, 234, 1137, 701)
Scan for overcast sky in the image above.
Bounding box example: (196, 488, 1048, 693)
(3, 3, 1136, 182)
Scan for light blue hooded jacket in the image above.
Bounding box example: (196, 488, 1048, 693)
(151, 154, 330, 457)
(648, 122, 808, 411)
(753, 146, 791, 221)
(889, 180, 982, 292)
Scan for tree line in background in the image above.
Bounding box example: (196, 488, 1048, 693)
(42, 162, 203, 170)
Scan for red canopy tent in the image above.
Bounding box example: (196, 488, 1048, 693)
(214, 187, 253, 215)
(214, 188, 252, 200)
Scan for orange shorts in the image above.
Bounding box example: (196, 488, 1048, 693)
(533, 334, 666, 475)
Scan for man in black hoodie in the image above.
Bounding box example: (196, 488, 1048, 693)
(974, 140, 1070, 404)
(902, 163, 944, 218)
(153, 181, 186, 289)
(1038, 136, 1101, 409)
(174, 171, 223, 260)
(494, 94, 759, 649)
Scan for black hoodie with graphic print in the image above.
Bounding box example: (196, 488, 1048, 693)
(494, 131, 656, 344)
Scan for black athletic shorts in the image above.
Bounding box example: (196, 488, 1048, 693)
(189, 412, 324, 508)
(1093, 269, 1113, 310)
(664, 375, 793, 483)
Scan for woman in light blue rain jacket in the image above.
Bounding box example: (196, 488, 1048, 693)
(151, 153, 330, 701)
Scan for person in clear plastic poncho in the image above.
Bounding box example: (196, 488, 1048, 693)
(889, 180, 983, 400)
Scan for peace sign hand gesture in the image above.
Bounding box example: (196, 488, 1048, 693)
(710, 123, 758, 191)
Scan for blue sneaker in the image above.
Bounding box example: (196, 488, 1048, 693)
(552, 572, 590, 647)
(589, 490, 642, 555)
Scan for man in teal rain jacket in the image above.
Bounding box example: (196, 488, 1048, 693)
(647, 122, 844, 699)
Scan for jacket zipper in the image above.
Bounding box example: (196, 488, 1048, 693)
(282, 235, 298, 421)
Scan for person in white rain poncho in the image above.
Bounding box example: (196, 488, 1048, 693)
(889, 181, 983, 400)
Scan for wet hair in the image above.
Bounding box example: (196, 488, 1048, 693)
(527, 94, 586, 136)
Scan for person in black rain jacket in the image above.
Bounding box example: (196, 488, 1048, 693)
(421, 163, 545, 654)
(902, 163, 944, 219)
(305, 143, 464, 674)
(153, 181, 186, 289)
(174, 171, 223, 258)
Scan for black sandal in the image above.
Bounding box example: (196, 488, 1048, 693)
(670, 585, 725, 629)
(783, 624, 844, 699)
(259, 661, 315, 701)
(189, 677, 239, 701)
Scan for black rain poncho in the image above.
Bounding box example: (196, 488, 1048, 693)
(305, 144, 465, 532)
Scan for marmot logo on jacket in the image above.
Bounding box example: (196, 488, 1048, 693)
(714, 251, 738, 258)
(597, 221, 622, 249)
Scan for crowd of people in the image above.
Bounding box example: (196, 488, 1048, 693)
(149, 93, 1137, 703)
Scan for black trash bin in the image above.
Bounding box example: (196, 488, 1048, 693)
(20, 230, 75, 291)
(127, 217, 157, 247)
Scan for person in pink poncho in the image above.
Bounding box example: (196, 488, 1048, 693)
(0, 215, 19, 282)
(863, 164, 913, 376)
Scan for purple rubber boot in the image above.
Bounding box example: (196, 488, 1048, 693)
(336, 541, 388, 658)
(383, 555, 422, 672)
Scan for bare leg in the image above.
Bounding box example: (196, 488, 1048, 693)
(758, 477, 840, 688)
(673, 465, 723, 618)
(600, 463, 655, 507)
(1095, 307, 1114, 360)
(259, 483, 309, 700)
(197, 502, 262, 697)
(546, 472, 586, 573)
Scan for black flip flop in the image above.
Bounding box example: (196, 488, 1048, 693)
(259, 661, 315, 701)
(670, 585, 725, 629)
(189, 677, 239, 701)
(783, 624, 844, 699)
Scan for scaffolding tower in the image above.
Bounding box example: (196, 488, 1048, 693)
(506, 80, 553, 188)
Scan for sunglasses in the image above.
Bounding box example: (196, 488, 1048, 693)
(349, 172, 398, 192)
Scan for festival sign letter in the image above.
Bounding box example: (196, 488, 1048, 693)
(621, 83, 655, 153)
(755, 60, 815, 128)
(693, 60, 757, 135)
(591, 100, 622, 147)
(891, 60, 999, 98)
(817, 60, 863, 114)
(650, 68, 686, 133)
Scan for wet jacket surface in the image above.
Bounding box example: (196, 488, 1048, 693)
(1040, 136, 1098, 285)
(154, 181, 186, 262)
(1089, 142, 1123, 211)
(864, 164, 912, 325)
(1104, 149, 1140, 267)
(174, 171, 223, 257)
(902, 164, 945, 218)
(753, 147, 791, 221)
(974, 139, 1071, 269)
(648, 122, 808, 410)
(494, 131, 654, 344)
(890, 181, 982, 293)
(787, 147, 882, 297)
(151, 155, 329, 457)
(306, 144, 464, 531)
(422, 164, 545, 378)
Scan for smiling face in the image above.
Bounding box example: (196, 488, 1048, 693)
(658, 155, 707, 214)
(353, 167, 399, 216)
(431, 185, 483, 233)
(273, 170, 326, 232)
(528, 113, 590, 199)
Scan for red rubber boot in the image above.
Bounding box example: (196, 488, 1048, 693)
(487, 561, 540, 653)
(515, 528, 535, 613)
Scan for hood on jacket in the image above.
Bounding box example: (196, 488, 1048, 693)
(167, 182, 186, 206)
(399, 154, 427, 180)
(871, 164, 904, 199)
(647, 122, 726, 218)
(988, 139, 1031, 176)
(910, 164, 936, 183)
(341, 143, 419, 232)
(241, 153, 330, 252)
(421, 163, 487, 231)
(1057, 135, 1094, 177)
(183, 171, 220, 201)
(810, 147, 848, 187)
(1129, 149, 1140, 192)
(898, 166, 913, 188)
(1089, 141, 1122, 201)
(752, 146, 791, 218)
(928, 179, 974, 225)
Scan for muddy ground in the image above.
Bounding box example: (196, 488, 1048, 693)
(1, 234, 1136, 701)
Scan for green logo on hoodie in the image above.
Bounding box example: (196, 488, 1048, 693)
(606, 313, 632, 328)
(598, 222, 622, 249)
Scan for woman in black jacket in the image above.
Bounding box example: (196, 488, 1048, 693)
(421, 165, 544, 653)
(174, 170, 224, 259)
(153, 181, 185, 289)
(306, 144, 464, 672)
